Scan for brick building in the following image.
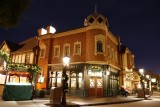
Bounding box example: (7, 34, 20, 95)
(37, 12, 122, 97)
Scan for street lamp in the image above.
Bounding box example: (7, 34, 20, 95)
(139, 69, 146, 99)
(61, 56, 70, 105)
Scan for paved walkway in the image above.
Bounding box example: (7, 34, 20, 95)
(0, 92, 158, 107)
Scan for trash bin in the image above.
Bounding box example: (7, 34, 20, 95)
(137, 89, 144, 98)
(50, 87, 62, 104)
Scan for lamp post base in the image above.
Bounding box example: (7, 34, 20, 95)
(61, 91, 66, 105)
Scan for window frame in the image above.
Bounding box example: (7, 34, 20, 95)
(63, 43, 70, 56)
(74, 41, 81, 55)
(54, 45, 60, 58)
(39, 44, 46, 58)
(94, 34, 106, 55)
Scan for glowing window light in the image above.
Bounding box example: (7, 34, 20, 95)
(151, 78, 156, 83)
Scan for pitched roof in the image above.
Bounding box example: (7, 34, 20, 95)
(12, 36, 38, 53)
(0, 40, 21, 52)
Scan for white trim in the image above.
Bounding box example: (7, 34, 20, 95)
(94, 34, 106, 56)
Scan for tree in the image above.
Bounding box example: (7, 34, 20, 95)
(0, 0, 30, 29)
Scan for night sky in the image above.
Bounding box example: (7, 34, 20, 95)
(0, 0, 160, 73)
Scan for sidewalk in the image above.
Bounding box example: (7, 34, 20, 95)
(46, 95, 144, 106)
(0, 94, 153, 107)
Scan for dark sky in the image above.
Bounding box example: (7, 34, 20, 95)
(0, 0, 160, 73)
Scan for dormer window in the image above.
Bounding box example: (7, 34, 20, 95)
(98, 17, 103, 23)
(89, 17, 94, 23)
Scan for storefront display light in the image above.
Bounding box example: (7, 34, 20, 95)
(151, 78, 156, 83)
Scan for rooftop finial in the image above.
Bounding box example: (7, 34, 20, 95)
(95, 2, 97, 13)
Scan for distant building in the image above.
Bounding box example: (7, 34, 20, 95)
(120, 45, 136, 93)
(0, 38, 39, 96)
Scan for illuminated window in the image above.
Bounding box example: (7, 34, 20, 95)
(25, 53, 30, 64)
(12, 55, 15, 63)
(40, 44, 46, 58)
(22, 54, 25, 63)
(97, 79, 102, 88)
(57, 72, 62, 87)
(15, 55, 18, 63)
(90, 78, 95, 88)
(30, 52, 34, 64)
(71, 78, 76, 88)
(0, 74, 6, 84)
(20, 76, 27, 83)
(18, 54, 22, 63)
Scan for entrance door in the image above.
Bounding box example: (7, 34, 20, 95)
(88, 77, 103, 97)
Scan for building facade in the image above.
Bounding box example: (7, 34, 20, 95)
(38, 12, 122, 97)
(120, 45, 137, 93)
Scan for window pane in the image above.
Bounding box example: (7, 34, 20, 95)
(97, 41, 103, 52)
(71, 78, 76, 88)
(57, 78, 61, 87)
(75, 44, 80, 54)
(90, 78, 95, 88)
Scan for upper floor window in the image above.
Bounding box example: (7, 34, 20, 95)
(63, 43, 70, 56)
(97, 41, 103, 52)
(54, 45, 60, 57)
(74, 41, 81, 55)
(40, 44, 46, 58)
(94, 34, 106, 55)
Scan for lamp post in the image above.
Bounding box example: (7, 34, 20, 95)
(61, 56, 70, 105)
(139, 69, 146, 99)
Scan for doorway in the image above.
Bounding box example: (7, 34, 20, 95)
(88, 77, 103, 97)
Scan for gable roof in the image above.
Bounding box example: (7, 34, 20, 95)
(0, 40, 21, 52)
(12, 36, 38, 53)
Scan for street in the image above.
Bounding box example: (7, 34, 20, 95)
(82, 96, 160, 107)
(0, 92, 159, 107)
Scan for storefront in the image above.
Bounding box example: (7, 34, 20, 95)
(48, 64, 120, 97)
(3, 71, 33, 101)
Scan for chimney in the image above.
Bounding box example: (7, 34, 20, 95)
(38, 28, 47, 35)
(46, 26, 56, 34)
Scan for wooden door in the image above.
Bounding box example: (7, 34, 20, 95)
(88, 77, 103, 97)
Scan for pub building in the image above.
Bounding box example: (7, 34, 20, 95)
(37, 12, 122, 97)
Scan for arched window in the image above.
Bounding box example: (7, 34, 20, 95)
(97, 41, 103, 52)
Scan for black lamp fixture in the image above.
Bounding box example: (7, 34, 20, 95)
(139, 68, 146, 99)
(61, 56, 70, 105)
